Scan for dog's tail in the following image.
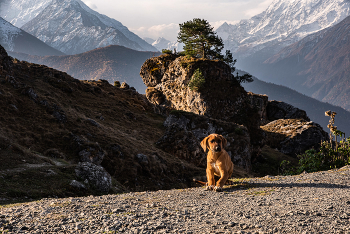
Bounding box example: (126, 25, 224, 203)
(193, 179, 207, 186)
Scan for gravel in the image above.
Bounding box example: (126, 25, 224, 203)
(1, 166, 350, 233)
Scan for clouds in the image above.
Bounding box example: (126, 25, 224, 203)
(83, 1, 98, 10)
(244, 0, 274, 17)
(81, 0, 274, 41)
(132, 23, 179, 41)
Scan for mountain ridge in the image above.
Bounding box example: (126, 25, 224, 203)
(216, 0, 350, 71)
(8, 45, 161, 92)
(256, 14, 350, 111)
(0, 17, 64, 56)
(1, 0, 158, 54)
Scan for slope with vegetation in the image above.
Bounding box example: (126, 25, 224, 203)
(0, 44, 203, 203)
(8, 45, 161, 92)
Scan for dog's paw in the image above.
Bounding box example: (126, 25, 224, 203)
(214, 186, 223, 192)
(205, 185, 214, 191)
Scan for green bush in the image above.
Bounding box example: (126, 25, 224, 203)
(280, 111, 350, 175)
(114, 81, 121, 87)
(162, 49, 172, 54)
(188, 68, 205, 92)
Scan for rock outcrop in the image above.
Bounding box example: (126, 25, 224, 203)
(140, 54, 330, 169)
(157, 112, 252, 172)
(140, 55, 269, 172)
(261, 119, 329, 156)
(140, 55, 265, 129)
(267, 100, 310, 122)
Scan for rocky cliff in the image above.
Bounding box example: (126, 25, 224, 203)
(140, 54, 329, 173)
(140, 54, 269, 172)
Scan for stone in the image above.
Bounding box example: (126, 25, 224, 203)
(70, 180, 87, 190)
(267, 100, 310, 121)
(261, 119, 329, 156)
(75, 162, 112, 193)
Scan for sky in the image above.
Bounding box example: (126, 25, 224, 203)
(81, 0, 274, 42)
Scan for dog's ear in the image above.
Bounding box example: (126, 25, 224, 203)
(200, 136, 209, 152)
(219, 135, 227, 148)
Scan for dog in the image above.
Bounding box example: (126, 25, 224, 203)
(195, 133, 234, 192)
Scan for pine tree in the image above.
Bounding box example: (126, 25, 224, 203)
(177, 18, 253, 84)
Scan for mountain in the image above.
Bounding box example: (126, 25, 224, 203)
(151, 37, 184, 52)
(143, 37, 156, 45)
(216, 0, 350, 72)
(9, 45, 161, 92)
(152, 37, 171, 51)
(0, 17, 64, 56)
(242, 76, 350, 135)
(256, 14, 350, 111)
(0, 0, 158, 54)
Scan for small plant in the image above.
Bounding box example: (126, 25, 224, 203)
(281, 111, 350, 175)
(161, 49, 172, 54)
(114, 81, 121, 87)
(188, 68, 205, 91)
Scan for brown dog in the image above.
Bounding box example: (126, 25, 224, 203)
(198, 133, 234, 192)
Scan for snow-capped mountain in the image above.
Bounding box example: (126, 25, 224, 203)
(0, 17, 21, 51)
(258, 14, 350, 111)
(0, 0, 158, 54)
(216, 0, 350, 66)
(0, 0, 53, 28)
(0, 17, 64, 56)
(150, 37, 184, 52)
(152, 37, 171, 51)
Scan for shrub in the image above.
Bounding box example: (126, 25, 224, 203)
(188, 68, 205, 92)
(162, 49, 172, 54)
(281, 111, 350, 175)
(114, 81, 121, 87)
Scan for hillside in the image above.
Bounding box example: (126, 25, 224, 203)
(256, 14, 350, 112)
(242, 76, 350, 134)
(0, 44, 205, 202)
(0, 17, 64, 56)
(8, 45, 161, 92)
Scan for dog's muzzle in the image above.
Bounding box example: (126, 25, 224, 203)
(214, 146, 221, 152)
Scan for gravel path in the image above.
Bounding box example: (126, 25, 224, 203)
(1, 166, 350, 234)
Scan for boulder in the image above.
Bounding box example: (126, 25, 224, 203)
(267, 100, 310, 122)
(261, 119, 329, 156)
(75, 162, 112, 193)
(156, 112, 254, 172)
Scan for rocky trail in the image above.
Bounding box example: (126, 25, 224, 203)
(1, 166, 350, 233)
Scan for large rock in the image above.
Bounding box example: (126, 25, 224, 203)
(75, 162, 112, 193)
(140, 55, 265, 129)
(267, 100, 310, 121)
(140, 55, 267, 164)
(156, 112, 254, 172)
(261, 119, 329, 156)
